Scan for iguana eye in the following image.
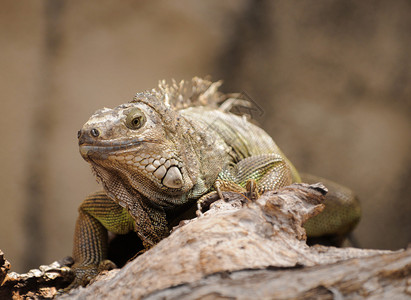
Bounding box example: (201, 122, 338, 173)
(126, 108, 146, 130)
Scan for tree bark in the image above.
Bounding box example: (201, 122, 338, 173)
(1, 183, 409, 299)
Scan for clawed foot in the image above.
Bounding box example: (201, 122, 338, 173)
(196, 179, 260, 216)
(196, 191, 219, 216)
(57, 259, 116, 294)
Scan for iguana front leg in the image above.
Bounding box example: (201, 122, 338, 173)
(67, 191, 169, 290)
(197, 154, 293, 213)
(218, 153, 294, 192)
(66, 191, 135, 290)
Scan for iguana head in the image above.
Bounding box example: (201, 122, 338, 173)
(77, 78, 225, 207)
(78, 100, 196, 207)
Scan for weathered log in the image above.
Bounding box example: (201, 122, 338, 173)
(2, 183, 408, 299)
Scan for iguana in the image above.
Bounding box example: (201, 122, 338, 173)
(68, 77, 360, 290)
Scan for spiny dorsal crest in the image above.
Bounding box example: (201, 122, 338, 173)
(130, 77, 251, 130)
(132, 76, 251, 110)
(131, 77, 228, 110)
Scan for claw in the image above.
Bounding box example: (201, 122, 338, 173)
(215, 180, 225, 201)
(245, 179, 260, 201)
(196, 191, 220, 216)
(196, 201, 204, 217)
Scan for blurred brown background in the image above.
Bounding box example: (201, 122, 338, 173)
(1, 0, 410, 273)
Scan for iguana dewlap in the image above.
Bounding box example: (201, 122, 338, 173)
(68, 77, 360, 290)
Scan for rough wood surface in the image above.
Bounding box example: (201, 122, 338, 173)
(145, 248, 411, 299)
(59, 183, 400, 299)
(2, 183, 409, 299)
(0, 255, 73, 299)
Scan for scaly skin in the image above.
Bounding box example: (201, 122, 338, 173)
(67, 78, 361, 290)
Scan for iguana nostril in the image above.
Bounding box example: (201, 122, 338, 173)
(77, 130, 81, 139)
(90, 128, 100, 137)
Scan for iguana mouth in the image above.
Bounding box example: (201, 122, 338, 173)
(80, 139, 184, 190)
(79, 139, 160, 157)
(87, 147, 184, 190)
